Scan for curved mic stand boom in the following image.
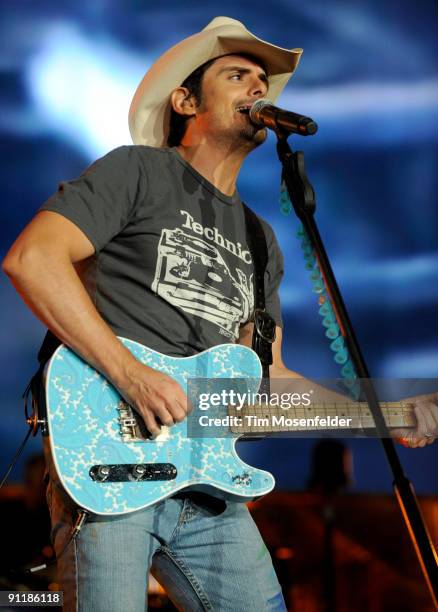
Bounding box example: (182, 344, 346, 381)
(275, 128, 438, 608)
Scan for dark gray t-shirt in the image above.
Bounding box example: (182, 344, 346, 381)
(40, 146, 284, 357)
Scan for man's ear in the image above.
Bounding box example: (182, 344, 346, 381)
(170, 87, 198, 117)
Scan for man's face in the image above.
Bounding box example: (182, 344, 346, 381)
(194, 54, 269, 148)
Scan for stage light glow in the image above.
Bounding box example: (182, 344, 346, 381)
(25, 23, 148, 158)
(281, 79, 438, 118)
(279, 80, 438, 146)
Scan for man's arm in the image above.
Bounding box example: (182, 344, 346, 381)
(2, 211, 187, 435)
(238, 322, 438, 446)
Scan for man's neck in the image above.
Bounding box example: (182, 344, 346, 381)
(176, 140, 248, 197)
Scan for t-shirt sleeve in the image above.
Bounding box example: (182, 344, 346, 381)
(259, 217, 284, 329)
(39, 146, 145, 252)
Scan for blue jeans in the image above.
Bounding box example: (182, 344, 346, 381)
(44, 441, 286, 611)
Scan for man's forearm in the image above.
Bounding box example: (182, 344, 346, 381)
(3, 250, 138, 389)
(269, 363, 353, 404)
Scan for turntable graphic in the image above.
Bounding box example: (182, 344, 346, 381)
(152, 228, 253, 338)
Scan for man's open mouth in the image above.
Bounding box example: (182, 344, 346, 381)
(235, 105, 252, 114)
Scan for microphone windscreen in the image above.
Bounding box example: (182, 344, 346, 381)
(249, 98, 273, 123)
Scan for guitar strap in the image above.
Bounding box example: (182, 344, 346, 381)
(37, 330, 61, 364)
(242, 203, 276, 387)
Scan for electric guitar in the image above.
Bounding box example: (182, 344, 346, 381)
(45, 338, 415, 515)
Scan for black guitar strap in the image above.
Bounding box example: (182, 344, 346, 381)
(242, 203, 276, 388)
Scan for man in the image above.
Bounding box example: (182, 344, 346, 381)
(2, 16, 437, 612)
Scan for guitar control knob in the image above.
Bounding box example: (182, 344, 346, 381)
(132, 464, 147, 480)
(93, 465, 110, 482)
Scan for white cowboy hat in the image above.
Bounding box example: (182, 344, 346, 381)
(129, 16, 302, 147)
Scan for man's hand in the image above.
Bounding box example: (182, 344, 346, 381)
(117, 360, 190, 437)
(391, 393, 438, 448)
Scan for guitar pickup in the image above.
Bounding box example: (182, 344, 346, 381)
(89, 463, 177, 482)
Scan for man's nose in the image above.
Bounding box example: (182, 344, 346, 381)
(248, 76, 268, 98)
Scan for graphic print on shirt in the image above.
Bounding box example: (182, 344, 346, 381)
(151, 210, 253, 339)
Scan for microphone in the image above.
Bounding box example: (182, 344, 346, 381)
(249, 99, 318, 136)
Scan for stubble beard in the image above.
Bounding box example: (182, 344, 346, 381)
(196, 98, 268, 150)
(217, 120, 268, 152)
(239, 123, 268, 148)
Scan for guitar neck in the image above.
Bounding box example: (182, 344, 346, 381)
(228, 401, 416, 435)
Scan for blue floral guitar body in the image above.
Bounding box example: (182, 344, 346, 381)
(45, 338, 274, 515)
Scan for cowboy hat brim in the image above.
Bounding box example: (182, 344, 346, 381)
(129, 16, 302, 147)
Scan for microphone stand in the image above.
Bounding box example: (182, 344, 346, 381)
(275, 130, 438, 608)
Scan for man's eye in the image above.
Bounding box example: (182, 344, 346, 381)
(230, 74, 241, 80)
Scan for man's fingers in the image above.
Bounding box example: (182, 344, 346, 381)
(127, 374, 191, 431)
(413, 403, 428, 437)
(170, 403, 187, 422)
(392, 394, 438, 448)
(142, 411, 162, 437)
(421, 402, 438, 434)
(171, 388, 191, 420)
(393, 430, 420, 448)
(414, 401, 438, 440)
(154, 403, 175, 427)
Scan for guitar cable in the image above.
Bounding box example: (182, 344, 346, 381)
(0, 426, 33, 491)
(6, 508, 90, 578)
(24, 509, 90, 575)
(0, 377, 43, 492)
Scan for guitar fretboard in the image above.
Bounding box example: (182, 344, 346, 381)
(227, 401, 415, 435)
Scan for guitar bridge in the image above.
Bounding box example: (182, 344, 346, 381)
(117, 402, 151, 441)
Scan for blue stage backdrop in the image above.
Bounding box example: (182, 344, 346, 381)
(1, 1, 437, 492)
